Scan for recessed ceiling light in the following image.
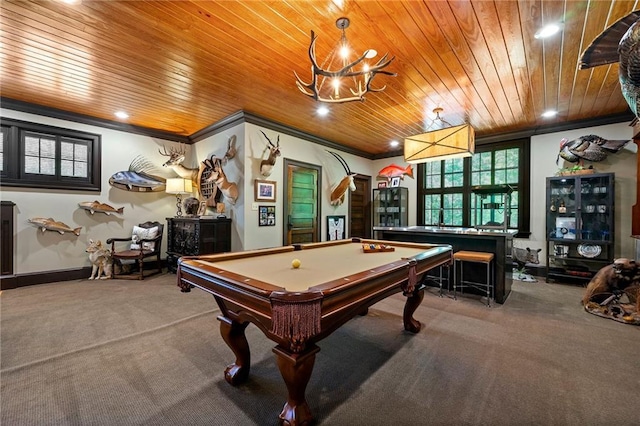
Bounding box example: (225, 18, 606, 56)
(114, 111, 129, 119)
(390, 140, 399, 148)
(541, 110, 557, 118)
(317, 106, 329, 116)
(535, 23, 561, 39)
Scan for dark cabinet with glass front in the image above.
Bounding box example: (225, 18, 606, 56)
(373, 187, 408, 227)
(545, 173, 614, 283)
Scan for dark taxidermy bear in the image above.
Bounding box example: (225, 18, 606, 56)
(579, 11, 640, 117)
(582, 258, 640, 325)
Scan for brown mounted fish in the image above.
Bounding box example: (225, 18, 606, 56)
(78, 201, 125, 215)
(28, 217, 82, 236)
(580, 11, 640, 117)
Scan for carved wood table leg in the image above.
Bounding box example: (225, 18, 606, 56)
(273, 345, 321, 426)
(403, 288, 425, 333)
(218, 315, 250, 385)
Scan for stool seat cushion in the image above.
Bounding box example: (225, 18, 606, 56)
(454, 251, 495, 263)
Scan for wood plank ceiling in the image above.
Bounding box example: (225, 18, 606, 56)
(1, 0, 637, 157)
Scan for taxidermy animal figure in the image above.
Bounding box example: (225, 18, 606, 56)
(28, 217, 82, 236)
(512, 247, 541, 272)
(86, 239, 112, 280)
(377, 164, 414, 181)
(159, 144, 199, 183)
(259, 131, 280, 177)
(223, 135, 237, 164)
(206, 158, 239, 205)
(109, 156, 166, 192)
(78, 201, 124, 215)
(580, 11, 640, 117)
(556, 135, 629, 166)
(328, 151, 356, 206)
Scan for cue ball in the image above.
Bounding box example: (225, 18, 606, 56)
(291, 259, 301, 269)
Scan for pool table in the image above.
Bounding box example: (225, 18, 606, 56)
(177, 238, 452, 425)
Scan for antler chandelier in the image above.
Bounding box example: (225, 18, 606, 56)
(295, 17, 396, 103)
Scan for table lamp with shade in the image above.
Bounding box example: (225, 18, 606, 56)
(166, 178, 192, 217)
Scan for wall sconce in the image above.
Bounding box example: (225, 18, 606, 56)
(165, 178, 192, 217)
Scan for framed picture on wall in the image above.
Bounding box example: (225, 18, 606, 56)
(255, 179, 277, 202)
(259, 205, 276, 226)
(327, 215, 345, 240)
(390, 176, 401, 187)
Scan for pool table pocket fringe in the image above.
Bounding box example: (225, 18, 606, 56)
(271, 297, 322, 351)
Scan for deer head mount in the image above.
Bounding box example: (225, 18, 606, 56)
(159, 144, 199, 183)
(294, 18, 396, 103)
(259, 131, 281, 177)
(328, 151, 356, 206)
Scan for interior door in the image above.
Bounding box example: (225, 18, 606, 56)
(284, 159, 321, 244)
(349, 175, 372, 238)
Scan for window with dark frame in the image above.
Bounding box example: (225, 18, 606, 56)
(417, 138, 531, 237)
(0, 118, 101, 191)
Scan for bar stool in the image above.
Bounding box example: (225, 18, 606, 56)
(453, 251, 494, 306)
(425, 264, 450, 297)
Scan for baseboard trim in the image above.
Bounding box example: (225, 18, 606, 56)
(0, 261, 167, 290)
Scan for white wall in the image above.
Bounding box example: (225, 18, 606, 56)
(2, 107, 637, 276)
(241, 123, 376, 250)
(1, 109, 186, 275)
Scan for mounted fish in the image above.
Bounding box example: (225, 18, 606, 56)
(28, 217, 82, 236)
(556, 135, 629, 166)
(259, 131, 281, 177)
(377, 163, 414, 182)
(579, 11, 640, 117)
(109, 156, 166, 192)
(78, 201, 124, 215)
(328, 151, 356, 206)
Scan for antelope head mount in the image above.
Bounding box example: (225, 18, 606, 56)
(328, 151, 356, 206)
(259, 131, 281, 177)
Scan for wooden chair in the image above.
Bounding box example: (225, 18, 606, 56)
(107, 221, 164, 280)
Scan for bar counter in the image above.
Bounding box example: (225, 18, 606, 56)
(373, 226, 516, 303)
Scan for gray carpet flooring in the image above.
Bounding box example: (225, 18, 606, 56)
(1, 274, 639, 425)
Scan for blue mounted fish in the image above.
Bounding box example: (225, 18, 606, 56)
(109, 156, 166, 192)
(580, 11, 640, 117)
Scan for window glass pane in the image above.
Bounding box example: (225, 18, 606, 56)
(506, 168, 518, 183)
(452, 173, 463, 186)
(506, 148, 519, 165)
(75, 143, 88, 160)
(480, 171, 492, 185)
(61, 141, 74, 160)
(61, 160, 73, 176)
(40, 158, 55, 175)
(471, 155, 480, 171)
(74, 161, 87, 177)
(480, 153, 492, 170)
(41, 138, 55, 158)
(494, 169, 505, 184)
(471, 171, 479, 186)
(495, 150, 505, 168)
(60, 139, 89, 178)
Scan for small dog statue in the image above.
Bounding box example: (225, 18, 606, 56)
(86, 239, 113, 280)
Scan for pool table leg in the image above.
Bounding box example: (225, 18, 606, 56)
(403, 288, 425, 333)
(218, 316, 251, 385)
(273, 344, 321, 426)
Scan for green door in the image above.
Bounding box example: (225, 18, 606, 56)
(284, 159, 321, 244)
